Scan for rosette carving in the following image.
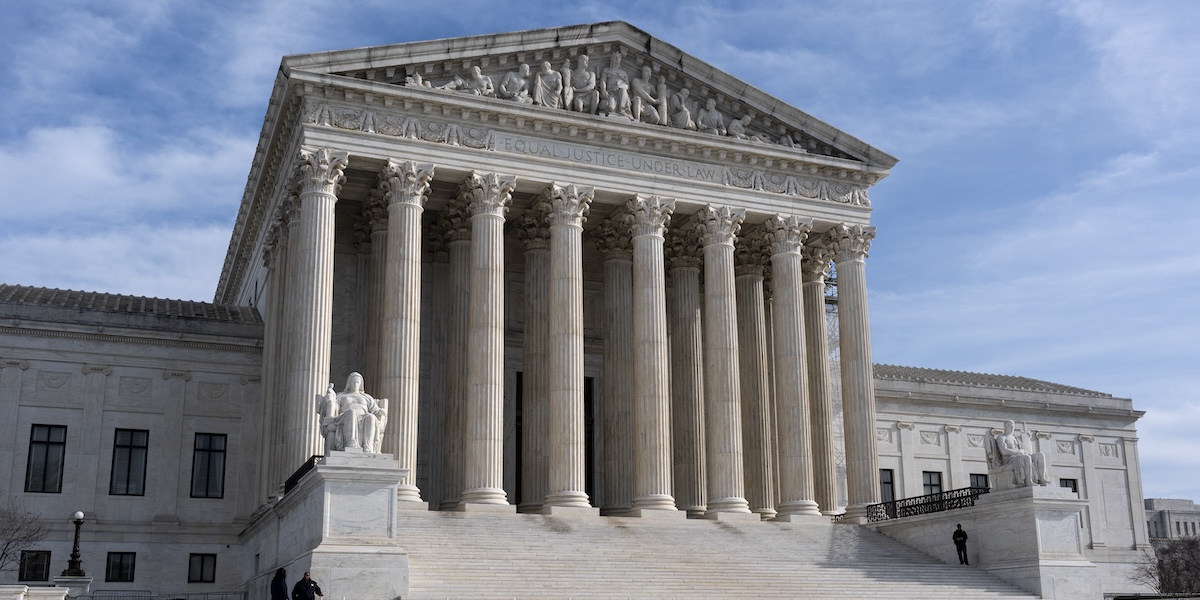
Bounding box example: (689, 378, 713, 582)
(696, 205, 745, 247)
(534, 183, 594, 228)
(297, 147, 348, 197)
(459, 171, 516, 217)
(623, 195, 675, 238)
(380, 160, 435, 207)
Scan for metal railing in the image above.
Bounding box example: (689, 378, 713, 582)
(866, 486, 990, 523)
(283, 454, 323, 493)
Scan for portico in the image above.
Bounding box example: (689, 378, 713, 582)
(220, 22, 897, 521)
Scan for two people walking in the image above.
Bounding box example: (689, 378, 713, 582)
(270, 568, 324, 600)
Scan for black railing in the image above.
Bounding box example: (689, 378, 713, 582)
(283, 454, 323, 493)
(866, 486, 990, 523)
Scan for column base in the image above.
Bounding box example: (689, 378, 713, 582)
(706, 496, 752, 513)
(544, 490, 592, 509)
(776, 500, 823, 518)
(839, 503, 871, 524)
(459, 487, 509, 505)
(632, 494, 677, 512)
(396, 484, 423, 504)
(752, 509, 777, 520)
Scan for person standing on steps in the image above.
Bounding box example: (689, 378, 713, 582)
(291, 571, 324, 600)
(270, 568, 288, 600)
(953, 524, 970, 565)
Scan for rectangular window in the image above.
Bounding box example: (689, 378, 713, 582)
(110, 429, 149, 496)
(106, 552, 136, 582)
(191, 433, 227, 498)
(19, 550, 51, 581)
(969, 473, 989, 490)
(188, 554, 217, 583)
(1177, 521, 1182, 535)
(879, 469, 895, 503)
(922, 471, 943, 496)
(25, 424, 67, 493)
(1058, 478, 1078, 493)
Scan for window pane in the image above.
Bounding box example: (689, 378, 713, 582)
(20, 551, 51, 581)
(106, 552, 136, 582)
(191, 433, 226, 498)
(26, 425, 66, 493)
(189, 554, 217, 583)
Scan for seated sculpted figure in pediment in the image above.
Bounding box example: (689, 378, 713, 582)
(316, 372, 388, 455)
(986, 420, 1050, 489)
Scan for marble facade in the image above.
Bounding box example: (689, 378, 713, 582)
(0, 21, 1154, 599)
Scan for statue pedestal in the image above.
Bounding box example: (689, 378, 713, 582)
(50, 576, 90, 599)
(240, 452, 410, 600)
(869, 485, 1099, 600)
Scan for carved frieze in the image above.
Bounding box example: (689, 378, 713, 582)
(1057, 440, 1076, 454)
(39, 371, 70, 389)
(199, 382, 229, 400)
(1100, 443, 1119, 458)
(876, 428, 893, 443)
(966, 434, 984, 448)
(119, 376, 151, 395)
(920, 431, 941, 446)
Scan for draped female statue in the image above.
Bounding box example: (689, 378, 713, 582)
(316, 372, 388, 455)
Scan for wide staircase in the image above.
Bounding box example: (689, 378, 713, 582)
(395, 510, 1037, 599)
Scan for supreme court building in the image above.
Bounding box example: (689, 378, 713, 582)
(0, 22, 1152, 599)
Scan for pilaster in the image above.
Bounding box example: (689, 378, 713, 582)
(0, 358, 29, 490)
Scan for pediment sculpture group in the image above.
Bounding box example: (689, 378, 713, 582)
(316, 372, 388, 455)
(405, 51, 805, 149)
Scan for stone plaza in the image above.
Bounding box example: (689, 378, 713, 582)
(0, 22, 1152, 599)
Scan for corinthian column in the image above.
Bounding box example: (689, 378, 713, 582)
(626, 195, 679, 514)
(258, 200, 291, 501)
(592, 218, 634, 514)
(459, 171, 516, 508)
(802, 242, 839, 514)
(826, 224, 880, 523)
(377, 160, 434, 503)
(734, 228, 775, 520)
(763, 215, 823, 519)
(539, 184, 595, 511)
(666, 223, 707, 517)
(438, 203, 472, 510)
(697, 205, 752, 517)
(284, 147, 347, 468)
(362, 190, 388, 389)
(513, 212, 551, 513)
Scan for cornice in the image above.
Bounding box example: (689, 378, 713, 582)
(0, 324, 263, 354)
(875, 389, 1143, 421)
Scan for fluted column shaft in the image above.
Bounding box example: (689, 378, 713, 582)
(515, 215, 551, 512)
(285, 148, 346, 468)
(542, 184, 594, 509)
(377, 160, 434, 501)
(363, 191, 388, 388)
(765, 215, 821, 517)
(666, 229, 706, 516)
(629, 196, 677, 512)
(439, 209, 471, 509)
(595, 220, 634, 513)
(802, 244, 839, 514)
(258, 204, 290, 500)
(734, 232, 775, 520)
(828, 224, 880, 522)
(698, 205, 752, 515)
(460, 172, 515, 506)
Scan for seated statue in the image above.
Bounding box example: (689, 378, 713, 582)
(696, 98, 726, 135)
(986, 420, 1050, 489)
(316, 372, 388, 455)
(497, 63, 532, 103)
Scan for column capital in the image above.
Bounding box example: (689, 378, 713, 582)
(460, 171, 516, 217)
(512, 211, 551, 251)
(591, 218, 632, 260)
(824, 223, 876, 263)
(762, 214, 813, 256)
(624, 195, 675, 238)
(364, 189, 389, 233)
(438, 200, 473, 244)
(536, 183, 594, 228)
(665, 221, 703, 270)
(2, 358, 30, 370)
(801, 243, 834, 282)
(380, 160, 435, 207)
(297, 147, 348, 196)
(734, 226, 768, 277)
(696, 205, 745, 247)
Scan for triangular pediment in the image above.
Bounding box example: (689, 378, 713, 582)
(280, 21, 896, 170)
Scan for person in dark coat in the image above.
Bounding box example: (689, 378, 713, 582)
(292, 571, 324, 600)
(270, 568, 288, 600)
(953, 524, 970, 565)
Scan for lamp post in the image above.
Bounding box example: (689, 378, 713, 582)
(62, 511, 85, 577)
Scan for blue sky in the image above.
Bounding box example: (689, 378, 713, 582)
(2, 1, 1198, 501)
